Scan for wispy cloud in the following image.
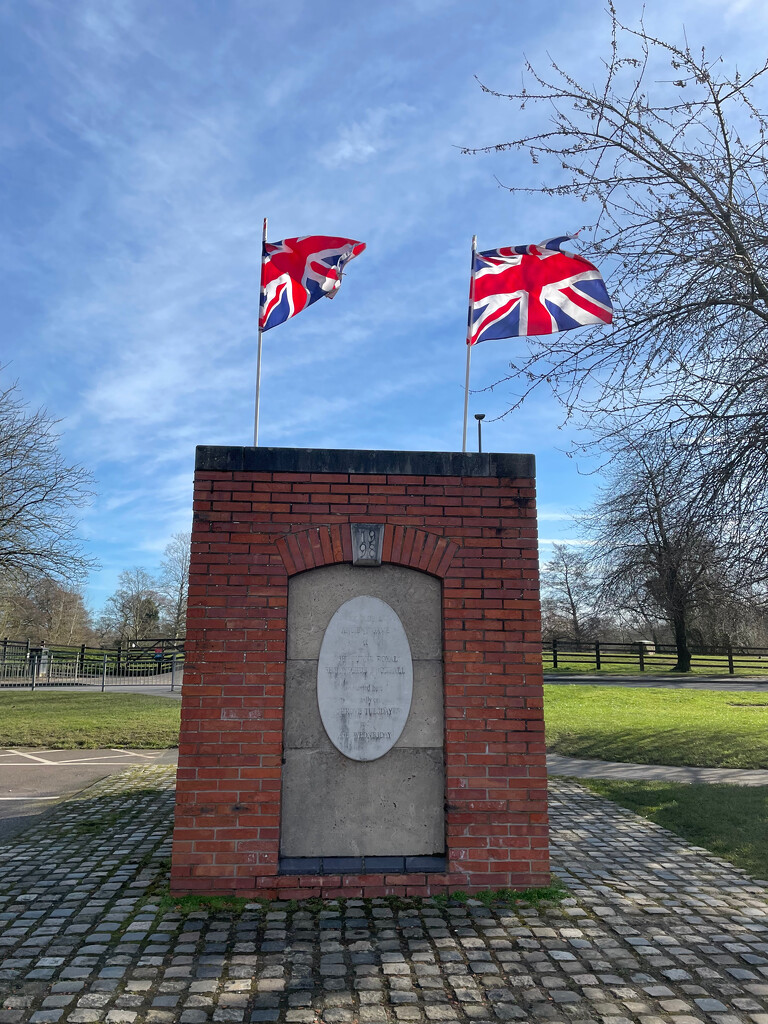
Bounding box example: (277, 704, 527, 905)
(4, 0, 765, 610)
(318, 103, 417, 167)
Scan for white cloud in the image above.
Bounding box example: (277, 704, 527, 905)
(6, 0, 764, 611)
(317, 103, 416, 167)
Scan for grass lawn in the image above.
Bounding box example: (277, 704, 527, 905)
(0, 691, 180, 748)
(545, 653, 768, 677)
(581, 779, 768, 881)
(544, 684, 768, 768)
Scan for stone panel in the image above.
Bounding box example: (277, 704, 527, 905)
(280, 748, 445, 857)
(281, 562, 444, 858)
(287, 563, 441, 661)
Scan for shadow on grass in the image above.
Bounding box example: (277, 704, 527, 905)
(580, 779, 768, 881)
(549, 723, 768, 768)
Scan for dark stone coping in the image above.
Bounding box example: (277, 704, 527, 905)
(278, 855, 447, 876)
(195, 446, 535, 479)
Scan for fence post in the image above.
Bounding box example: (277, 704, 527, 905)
(31, 651, 37, 691)
(171, 654, 177, 692)
(727, 645, 735, 675)
(637, 642, 645, 672)
(101, 653, 107, 692)
(1, 638, 6, 665)
(116, 642, 122, 677)
(552, 638, 558, 669)
(595, 640, 601, 671)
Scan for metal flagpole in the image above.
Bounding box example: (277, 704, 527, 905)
(462, 234, 477, 453)
(254, 216, 268, 446)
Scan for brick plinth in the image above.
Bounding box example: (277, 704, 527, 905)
(171, 447, 549, 897)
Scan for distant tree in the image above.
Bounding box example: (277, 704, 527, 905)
(0, 578, 94, 644)
(540, 543, 597, 643)
(687, 590, 768, 651)
(585, 442, 746, 672)
(157, 531, 191, 639)
(465, 6, 768, 536)
(100, 568, 161, 644)
(0, 376, 96, 585)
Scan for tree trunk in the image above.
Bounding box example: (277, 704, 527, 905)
(671, 609, 692, 672)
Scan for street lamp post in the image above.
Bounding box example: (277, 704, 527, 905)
(474, 413, 485, 454)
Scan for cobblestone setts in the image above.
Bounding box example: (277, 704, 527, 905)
(1, 770, 767, 1024)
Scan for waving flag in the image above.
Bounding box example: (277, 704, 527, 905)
(260, 235, 366, 332)
(468, 235, 612, 345)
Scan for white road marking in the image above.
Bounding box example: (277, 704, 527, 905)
(5, 749, 55, 764)
(0, 760, 166, 767)
(110, 748, 155, 759)
(0, 796, 61, 801)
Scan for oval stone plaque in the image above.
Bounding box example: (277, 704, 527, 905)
(317, 596, 413, 761)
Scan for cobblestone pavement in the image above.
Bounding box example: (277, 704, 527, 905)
(0, 769, 767, 1024)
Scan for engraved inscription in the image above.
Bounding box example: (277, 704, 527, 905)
(317, 595, 413, 761)
(351, 524, 384, 566)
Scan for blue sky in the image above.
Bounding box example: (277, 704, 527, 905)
(2, 0, 765, 613)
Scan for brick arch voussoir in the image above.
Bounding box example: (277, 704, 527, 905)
(275, 524, 458, 579)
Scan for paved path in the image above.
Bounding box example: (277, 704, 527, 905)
(547, 753, 768, 785)
(0, 769, 767, 1024)
(0, 748, 177, 843)
(545, 674, 768, 690)
(3, 745, 765, 851)
(0, 674, 183, 698)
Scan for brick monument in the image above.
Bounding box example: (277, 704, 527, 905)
(171, 447, 549, 898)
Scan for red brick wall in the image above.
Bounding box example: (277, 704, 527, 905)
(171, 448, 549, 898)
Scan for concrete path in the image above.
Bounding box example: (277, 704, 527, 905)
(0, 672, 184, 698)
(545, 673, 768, 690)
(3, 744, 765, 851)
(547, 752, 768, 785)
(0, 747, 177, 843)
(1, 768, 767, 1024)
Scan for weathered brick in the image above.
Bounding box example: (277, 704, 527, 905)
(172, 449, 548, 897)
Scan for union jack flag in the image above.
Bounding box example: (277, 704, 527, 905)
(468, 235, 612, 345)
(260, 235, 366, 332)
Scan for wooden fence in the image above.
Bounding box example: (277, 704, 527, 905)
(543, 638, 768, 675)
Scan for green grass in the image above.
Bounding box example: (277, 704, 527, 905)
(157, 882, 568, 916)
(0, 691, 180, 748)
(544, 652, 768, 677)
(544, 684, 768, 768)
(160, 892, 258, 914)
(581, 779, 768, 881)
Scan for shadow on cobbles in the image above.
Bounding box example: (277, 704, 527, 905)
(0, 768, 767, 1024)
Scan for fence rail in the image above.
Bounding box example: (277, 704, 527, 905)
(543, 638, 768, 675)
(0, 637, 185, 689)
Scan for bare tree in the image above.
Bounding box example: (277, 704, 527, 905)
(464, 6, 768, 526)
(0, 578, 94, 644)
(585, 440, 746, 672)
(158, 531, 191, 639)
(99, 568, 161, 645)
(0, 377, 96, 585)
(540, 543, 597, 643)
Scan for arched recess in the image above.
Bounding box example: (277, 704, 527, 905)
(274, 523, 458, 578)
(279, 558, 446, 865)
